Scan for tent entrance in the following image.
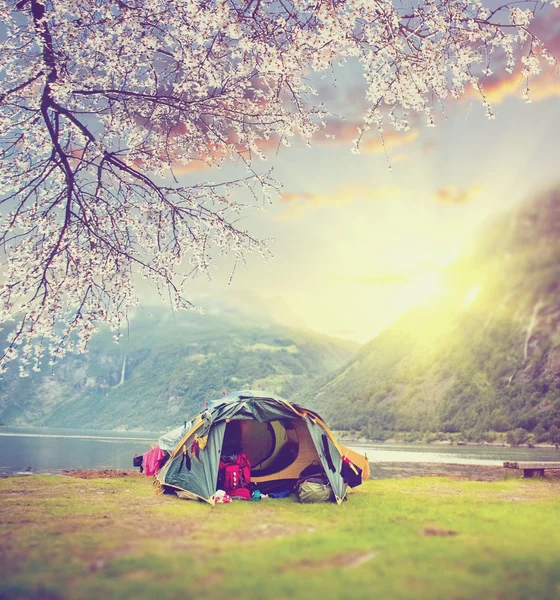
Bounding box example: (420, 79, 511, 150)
(220, 417, 323, 483)
(221, 418, 299, 476)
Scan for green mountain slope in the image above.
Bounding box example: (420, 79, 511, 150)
(293, 189, 560, 444)
(0, 305, 358, 430)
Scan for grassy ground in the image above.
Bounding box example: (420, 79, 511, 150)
(1, 473, 559, 600)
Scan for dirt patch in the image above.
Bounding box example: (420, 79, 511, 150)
(370, 461, 560, 482)
(340, 552, 378, 569)
(371, 462, 505, 482)
(61, 469, 142, 479)
(422, 527, 458, 537)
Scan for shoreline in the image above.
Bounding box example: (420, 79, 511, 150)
(369, 461, 560, 481)
(342, 438, 560, 449)
(2, 461, 559, 482)
(1, 424, 558, 450)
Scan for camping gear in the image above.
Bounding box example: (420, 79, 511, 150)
(296, 480, 334, 503)
(143, 446, 167, 476)
(255, 479, 298, 495)
(154, 390, 370, 505)
(236, 452, 251, 486)
(341, 456, 363, 488)
(298, 461, 325, 480)
(133, 454, 143, 473)
(268, 489, 291, 498)
(218, 452, 251, 492)
(211, 490, 231, 504)
(295, 465, 331, 493)
(230, 487, 252, 500)
(224, 464, 241, 492)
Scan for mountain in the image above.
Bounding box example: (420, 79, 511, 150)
(0, 303, 359, 430)
(293, 188, 560, 445)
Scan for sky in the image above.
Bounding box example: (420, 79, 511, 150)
(151, 11, 560, 343)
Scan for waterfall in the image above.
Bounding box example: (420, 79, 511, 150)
(524, 299, 543, 362)
(115, 355, 127, 387)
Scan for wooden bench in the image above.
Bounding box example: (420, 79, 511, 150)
(503, 461, 560, 478)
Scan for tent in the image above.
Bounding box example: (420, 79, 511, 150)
(156, 390, 370, 505)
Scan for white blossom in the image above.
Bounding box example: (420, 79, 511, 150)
(0, 0, 556, 372)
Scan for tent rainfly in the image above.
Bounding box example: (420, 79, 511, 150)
(155, 390, 370, 505)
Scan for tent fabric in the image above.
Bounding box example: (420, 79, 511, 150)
(239, 420, 293, 471)
(156, 390, 367, 505)
(250, 418, 320, 483)
(159, 421, 225, 500)
(249, 420, 299, 475)
(158, 422, 192, 452)
(305, 418, 346, 502)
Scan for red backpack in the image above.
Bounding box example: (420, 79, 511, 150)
(219, 452, 251, 493)
(223, 464, 241, 491)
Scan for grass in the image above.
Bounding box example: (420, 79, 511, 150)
(1, 474, 559, 599)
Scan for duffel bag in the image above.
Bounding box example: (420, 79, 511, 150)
(296, 480, 333, 503)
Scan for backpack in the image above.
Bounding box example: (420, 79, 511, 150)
(218, 452, 251, 493)
(295, 463, 333, 503)
(296, 481, 333, 503)
(230, 487, 252, 500)
(223, 464, 242, 492)
(298, 461, 324, 481)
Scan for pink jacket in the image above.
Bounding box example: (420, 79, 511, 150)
(143, 445, 166, 476)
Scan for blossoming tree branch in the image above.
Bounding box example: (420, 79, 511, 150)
(0, 0, 557, 374)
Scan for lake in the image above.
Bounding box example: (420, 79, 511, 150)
(1, 427, 559, 474)
(346, 441, 560, 465)
(0, 426, 162, 474)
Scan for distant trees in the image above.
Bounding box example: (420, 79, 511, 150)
(490, 411, 511, 433)
(506, 428, 529, 447)
(549, 425, 560, 447)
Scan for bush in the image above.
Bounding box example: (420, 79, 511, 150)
(548, 425, 560, 446)
(506, 428, 529, 447)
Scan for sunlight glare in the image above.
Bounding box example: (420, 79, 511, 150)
(463, 284, 482, 308)
(405, 271, 442, 305)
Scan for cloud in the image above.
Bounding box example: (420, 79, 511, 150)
(159, 94, 420, 174)
(175, 120, 418, 174)
(472, 68, 560, 105)
(434, 185, 481, 205)
(466, 11, 560, 105)
(167, 133, 281, 175)
(362, 130, 419, 153)
(276, 185, 399, 220)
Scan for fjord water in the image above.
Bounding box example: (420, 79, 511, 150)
(0, 426, 162, 473)
(346, 441, 560, 465)
(2, 427, 560, 473)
